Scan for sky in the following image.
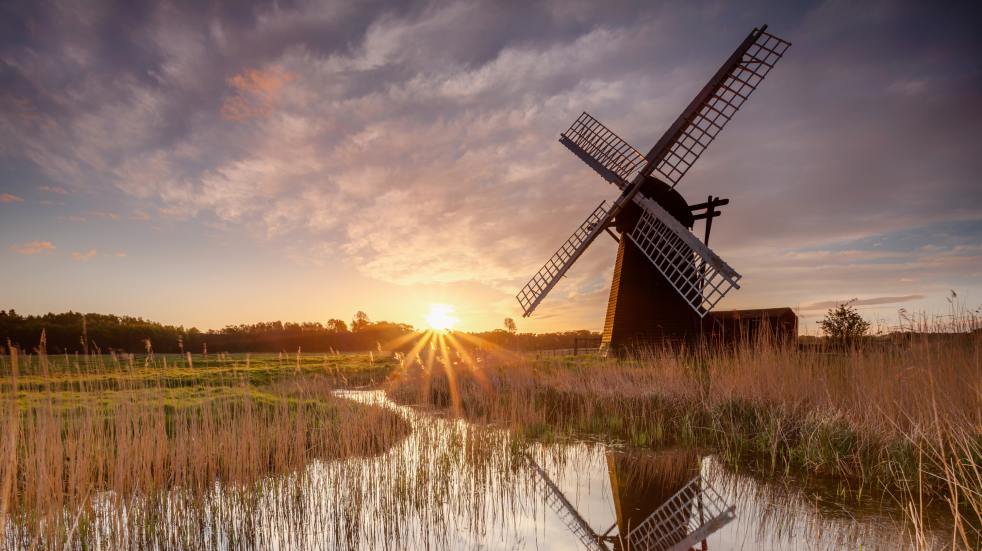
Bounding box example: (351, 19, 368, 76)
(1, 0, 980, 334)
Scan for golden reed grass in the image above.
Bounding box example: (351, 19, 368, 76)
(0, 348, 409, 548)
(386, 331, 981, 548)
(0, 326, 978, 549)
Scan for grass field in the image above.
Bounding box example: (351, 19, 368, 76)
(386, 333, 982, 548)
(1, 336, 979, 548)
(0, 349, 408, 547)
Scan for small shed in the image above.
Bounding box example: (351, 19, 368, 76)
(704, 307, 798, 345)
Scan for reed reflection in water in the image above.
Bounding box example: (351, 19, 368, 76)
(256, 390, 940, 550)
(17, 390, 946, 549)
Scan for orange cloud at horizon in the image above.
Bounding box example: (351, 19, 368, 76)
(71, 249, 98, 261)
(11, 241, 55, 255)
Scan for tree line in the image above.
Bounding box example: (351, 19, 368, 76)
(0, 310, 598, 354)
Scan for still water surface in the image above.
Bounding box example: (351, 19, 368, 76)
(70, 389, 946, 549)
(251, 390, 933, 550)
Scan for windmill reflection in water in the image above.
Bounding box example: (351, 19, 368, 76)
(528, 449, 734, 551)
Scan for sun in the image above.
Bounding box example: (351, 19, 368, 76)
(425, 303, 458, 332)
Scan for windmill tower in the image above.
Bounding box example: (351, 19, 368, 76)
(516, 26, 791, 351)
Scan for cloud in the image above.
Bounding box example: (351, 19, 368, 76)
(0, 193, 24, 203)
(11, 241, 55, 255)
(113, 251, 127, 257)
(221, 67, 294, 121)
(128, 209, 151, 221)
(801, 294, 926, 312)
(87, 211, 121, 220)
(72, 249, 98, 261)
(38, 186, 69, 194)
(1, 0, 980, 327)
(0, 2, 735, 296)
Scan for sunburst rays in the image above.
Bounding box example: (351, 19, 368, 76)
(388, 327, 517, 416)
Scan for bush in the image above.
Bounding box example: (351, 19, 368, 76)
(818, 300, 870, 344)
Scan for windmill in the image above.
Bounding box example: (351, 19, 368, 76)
(516, 26, 791, 350)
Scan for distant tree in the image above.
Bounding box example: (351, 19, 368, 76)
(351, 311, 371, 332)
(819, 300, 870, 344)
(370, 321, 414, 333)
(0, 308, 600, 354)
(503, 317, 517, 334)
(326, 319, 348, 333)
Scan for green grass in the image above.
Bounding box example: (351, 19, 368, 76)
(2, 338, 978, 548)
(1, 351, 397, 410)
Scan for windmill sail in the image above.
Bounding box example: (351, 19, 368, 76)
(627, 475, 736, 551)
(517, 202, 612, 317)
(559, 112, 646, 190)
(627, 196, 741, 316)
(644, 27, 791, 186)
(527, 456, 608, 551)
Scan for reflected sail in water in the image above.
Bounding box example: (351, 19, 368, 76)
(528, 449, 735, 551)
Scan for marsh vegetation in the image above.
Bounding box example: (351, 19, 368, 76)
(0, 330, 978, 549)
(0, 350, 408, 548)
(386, 330, 980, 549)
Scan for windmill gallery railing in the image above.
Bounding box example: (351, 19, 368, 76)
(527, 455, 736, 551)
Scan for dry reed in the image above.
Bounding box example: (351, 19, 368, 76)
(386, 331, 981, 547)
(1, 327, 978, 549)
(0, 349, 410, 548)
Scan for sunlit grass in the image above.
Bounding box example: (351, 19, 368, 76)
(386, 328, 982, 548)
(0, 348, 410, 548)
(0, 325, 978, 549)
